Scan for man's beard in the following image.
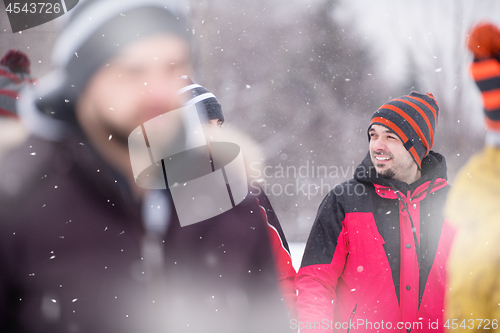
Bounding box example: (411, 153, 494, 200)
(371, 154, 396, 179)
(99, 120, 131, 147)
(110, 130, 130, 147)
(378, 167, 395, 179)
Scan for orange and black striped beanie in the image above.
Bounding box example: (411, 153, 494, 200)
(467, 22, 500, 132)
(368, 91, 439, 169)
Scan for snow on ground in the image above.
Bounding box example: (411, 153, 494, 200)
(288, 242, 306, 272)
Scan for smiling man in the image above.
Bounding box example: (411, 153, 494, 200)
(295, 92, 455, 333)
(369, 124, 421, 184)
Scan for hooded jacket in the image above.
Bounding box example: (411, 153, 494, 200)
(295, 151, 455, 333)
(0, 133, 289, 333)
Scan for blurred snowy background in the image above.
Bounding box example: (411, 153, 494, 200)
(1, 0, 499, 253)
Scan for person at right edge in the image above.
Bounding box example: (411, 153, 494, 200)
(295, 92, 456, 332)
(444, 22, 500, 332)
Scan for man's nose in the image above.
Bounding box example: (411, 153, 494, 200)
(372, 137, 386, 152)
(146, 76, 183, 108)
(146, 76, 176, 97)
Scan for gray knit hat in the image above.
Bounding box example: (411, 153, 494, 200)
(35, 0, 191, 122)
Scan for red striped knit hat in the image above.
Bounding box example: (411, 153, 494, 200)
(0, 50, 34, 118)
(467, 22, 500, 132)
(368, 91, 439, 168)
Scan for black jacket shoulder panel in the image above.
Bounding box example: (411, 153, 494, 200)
(301, 188, 346, 268)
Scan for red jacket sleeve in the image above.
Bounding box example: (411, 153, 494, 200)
(255, 192, 297, 315)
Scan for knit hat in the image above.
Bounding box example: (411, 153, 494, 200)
(34, 0, 191, 122)
(467, 22, 500, 133)
(0, 50, 34, 118)
(467, 22, 500, 60)
(178, 77, 225, 125)
(368, 91, 439, 168)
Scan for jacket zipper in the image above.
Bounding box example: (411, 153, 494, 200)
(346, 304, 357, 333)
(411, 180, 444, 201)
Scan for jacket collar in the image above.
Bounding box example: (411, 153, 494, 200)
(62, 132, 144, 223)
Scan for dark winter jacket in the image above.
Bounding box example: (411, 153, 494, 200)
(295, 151, 456, 333)
(0, 134, 289, 333)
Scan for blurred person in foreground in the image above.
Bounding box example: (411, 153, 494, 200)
(0, 1, 289, 332)
(295, 92, 456, 332)
(0, 50, 34, 157)
(444, 22, 500, 331)
(180, 78, 297, 316)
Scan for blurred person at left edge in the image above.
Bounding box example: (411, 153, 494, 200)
(0, 1, 289, 332)
(0, 50, 35, 158)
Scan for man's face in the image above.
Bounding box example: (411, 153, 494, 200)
(76, 34, 192, 145)
(369, 124, 418, 183)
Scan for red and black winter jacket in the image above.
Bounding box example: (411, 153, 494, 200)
(295, 151, 456, 333)
(256, 192, 297, 314)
